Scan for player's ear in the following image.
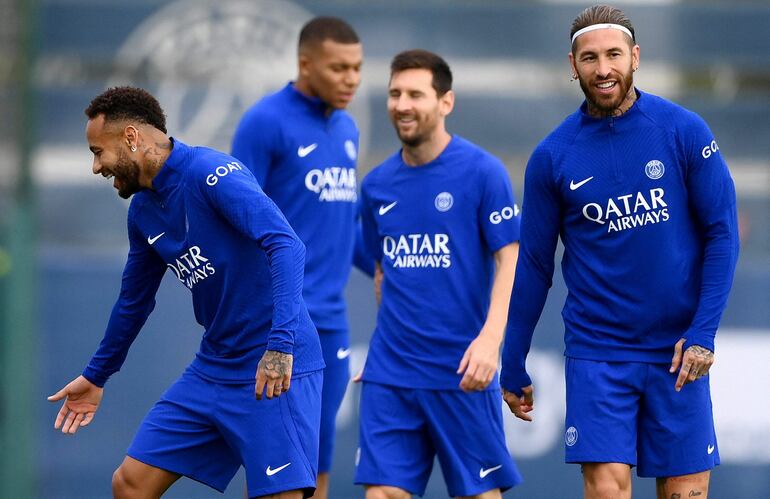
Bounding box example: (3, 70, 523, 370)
(439, 90, 454, 117)
(297, 48, 313, 80)
(568, 52, 578, 80)
(631, 44, 640, 71)
(124, 125, 139, 152)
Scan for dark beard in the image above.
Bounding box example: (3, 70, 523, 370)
(580, 69, 634, 117)
(114, 150, 142, 199)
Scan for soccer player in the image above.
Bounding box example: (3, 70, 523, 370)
(231, 16, 365, 499)
(500, 5, 739, 499)
(48, 86, 325, 499)
(356, 49, 523, 499)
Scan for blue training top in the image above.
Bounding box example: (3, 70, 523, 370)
(83, 139, 324, 387)
(232, 83, 364, 333)
(360, 135, 521, 390)
(500, 90, 739, 394)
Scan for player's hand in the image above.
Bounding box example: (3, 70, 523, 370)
(457, 330, 500, 392)
(352, 369, 363, 383)
(47, 375, 103, 435)
(503, 385, 534, 422)
(255, 350, 293, 400)
(670, 338, 714, 392)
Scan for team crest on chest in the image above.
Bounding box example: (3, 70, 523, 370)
(644, 160, 665, 180)
(434, 192, 454, 212)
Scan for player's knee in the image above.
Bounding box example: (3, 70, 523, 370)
(112, 465, 142, 498)
(583, 464, 631, 499)
(365, 485, 411, 499)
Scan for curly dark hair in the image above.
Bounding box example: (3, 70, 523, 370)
(84, 86, 167, 133)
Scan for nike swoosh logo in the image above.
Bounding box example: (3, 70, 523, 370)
(265, 462, 291, 476)
(378, 201, 397, 215)
(569, 176, 594, 190)
(336, 348, 351, 360)
(147, 232, 165, 245)
(707, 445, 715, 455)
(297, 143, 318, 157)
(479, 464, 502, 478)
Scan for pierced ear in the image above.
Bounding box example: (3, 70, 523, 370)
(125, 125, 139, 152)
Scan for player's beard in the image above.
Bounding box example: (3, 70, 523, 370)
(112, 148, 142, 199)
(579, 63, 634, 117)
(392, 114, 434, 148)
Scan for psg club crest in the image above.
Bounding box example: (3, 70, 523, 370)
(434, 192, 454, 212)
(565, 426, 578, 447)
(645, 160, 665, 180)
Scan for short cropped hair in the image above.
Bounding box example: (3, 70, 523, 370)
(390, 49, 453, 97)
(298, 16, 359, 49)
(85, 86, 167, 134)
(570, 4, 636, 52)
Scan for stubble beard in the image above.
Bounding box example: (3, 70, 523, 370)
(114, 149, 142, 199)
(580, 66, 635, 117)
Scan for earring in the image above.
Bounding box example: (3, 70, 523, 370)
(131, 145, 137, 152)
(570, 73, 578, 82)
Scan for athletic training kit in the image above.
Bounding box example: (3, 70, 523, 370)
(232, 82, 363, 473)
(357, 135, 523, 495)
(84, 139, 324, 496)
(501, 90, 739, 475)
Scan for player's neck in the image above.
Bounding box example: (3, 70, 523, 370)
(142, 133, 173, 189)
(401, 129, 452, 167)
(293, 79, 334, 116)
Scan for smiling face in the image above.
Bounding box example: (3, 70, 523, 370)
(86, 114, 142, 199)
(387, 68, 453, 147)
(570, 27, 639, 116)
(298, 39, 363, 110)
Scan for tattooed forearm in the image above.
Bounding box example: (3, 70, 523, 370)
(258, 350, 293, 379)
(671, 494, 681, 499)
(689, 491, 702, 497)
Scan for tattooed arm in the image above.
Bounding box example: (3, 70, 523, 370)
(255, 350, 294, 400)
(670, 339, 715, 392)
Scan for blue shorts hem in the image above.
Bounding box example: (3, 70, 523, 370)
(637, 461, 718, 478)
(354, 478, 424, 497)
(566, 455, 636, 467)
(126, 451, 229, 493)
(450, 479, 522, 498)
(248, 480, 315, 498)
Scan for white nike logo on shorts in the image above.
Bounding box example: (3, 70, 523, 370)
(266, 462, 291, 476)
(479, 464, 502, 478)
(336, 348, 351, 360)
(707, 444, 715, 455)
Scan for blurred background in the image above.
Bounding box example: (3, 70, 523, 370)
(1, 0, 769, 497)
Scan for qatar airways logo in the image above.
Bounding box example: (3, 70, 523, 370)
(305, 167, 357, 202)
(383, 233, 451, 268)
(582, 188, 670, 233)
(167, 245, 216, 289)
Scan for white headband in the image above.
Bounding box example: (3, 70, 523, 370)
(571, 23, 634, 45)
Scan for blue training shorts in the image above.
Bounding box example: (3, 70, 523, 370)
(127, 366, 322, 498)
(355, 382, 522, 497)
(318, 329, 351, 473)
(564, 357, 719, 477)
